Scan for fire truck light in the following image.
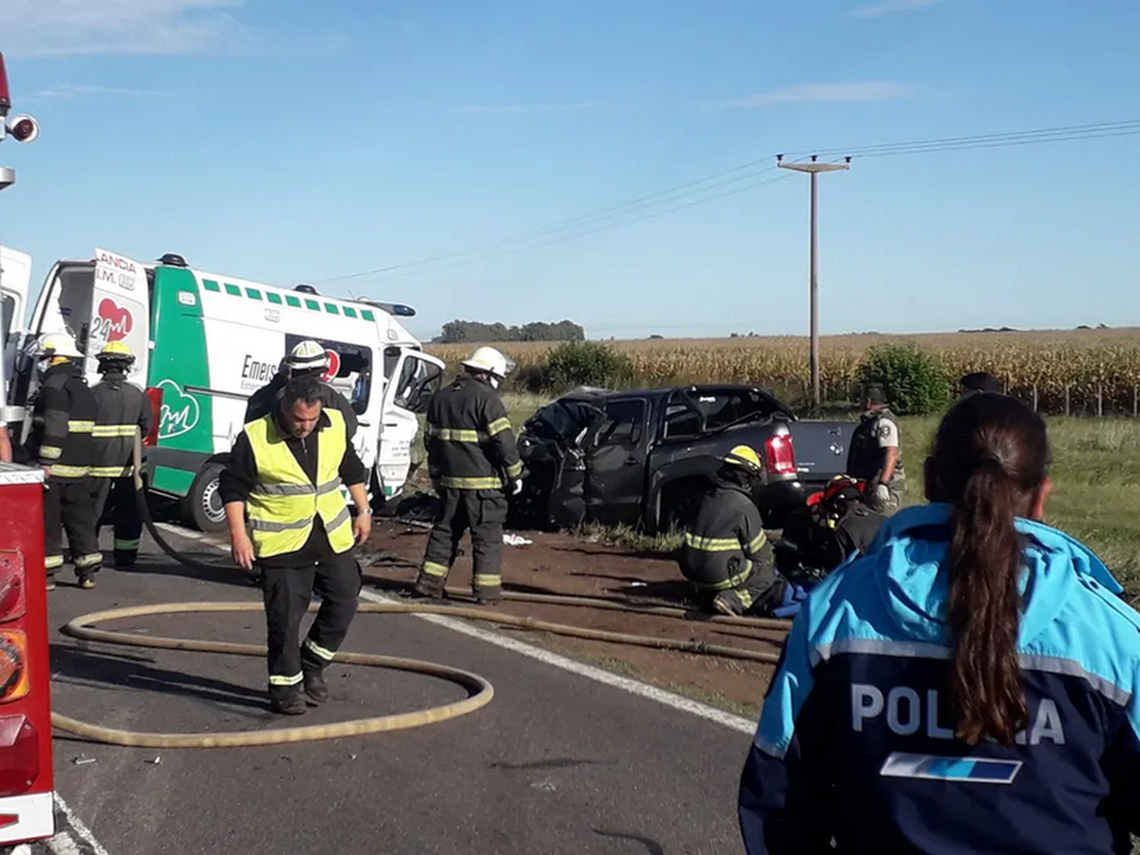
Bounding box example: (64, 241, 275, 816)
(0, 715, 41, 797)
(0, 555, 26, 624)
(7, 116, 38, 144)
(0, 634, 28, 704)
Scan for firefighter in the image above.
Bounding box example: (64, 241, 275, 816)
(220, 374, 372, 715)
(91, 341, 153, 568)
(244, 339, 358, 440)
(414, 346, 523, 605)
(24, 333, 101, 590)
(846, 384, 904, 511)
(0, 422, 10, 463)
(679, 445, 786, 616)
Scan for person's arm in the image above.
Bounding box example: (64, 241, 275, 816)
(136, 388, 154, 439)
(738, 610, 834, 854)
(482, 394, 523, 489)
(338, 442, 371, 544)
(1102, 702, 1140, 844)
(220, 433, 256, 570)
(877, 418, 900, 484)
(0, 425, 10, 464)
(739, 501, 768, 560)
(335, 393, 358, 441)
(37, 378, 70, 471)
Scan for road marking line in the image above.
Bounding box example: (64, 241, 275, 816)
(151, 523, 758, 735)
(358, 588, 756, 735)
(11, 844, 31, 855)
(54, 793, 111, 855)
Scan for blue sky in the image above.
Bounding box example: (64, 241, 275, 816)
(2, 0, 1138, 341)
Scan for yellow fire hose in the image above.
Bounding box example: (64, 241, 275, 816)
(46, 436, 788, 750)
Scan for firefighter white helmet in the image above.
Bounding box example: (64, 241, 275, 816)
(286, 339, 329, 374)
(37, 331, 82, 360)
(461, 346, 512, 380)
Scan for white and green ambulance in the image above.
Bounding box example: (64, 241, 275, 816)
(3, 247, 444, 531)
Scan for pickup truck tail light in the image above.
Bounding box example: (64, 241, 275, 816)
(143, 388, 163, 446)
(765, 434, 797, 477)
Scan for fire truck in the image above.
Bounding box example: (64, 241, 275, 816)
(0, 51, 57, 846)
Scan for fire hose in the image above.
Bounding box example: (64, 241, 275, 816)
(48, 434, 790, 749)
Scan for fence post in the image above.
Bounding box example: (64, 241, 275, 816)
(1098, 384, 1104, 418)
(1134, 386, 1138, 418)
(1065, 385, 1071, 417)
(1032, 384, 1038, 412)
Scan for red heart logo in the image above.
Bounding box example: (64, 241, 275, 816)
(321, 350, 341, 382)
(98, 298, 133, 342)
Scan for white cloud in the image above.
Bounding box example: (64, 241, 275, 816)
(730, 81, 919, 107)
(36, 84, 162, 99)
(460, 101, 605, 115)
(4, 0, 255, 56)
(850, 0, 941, 19)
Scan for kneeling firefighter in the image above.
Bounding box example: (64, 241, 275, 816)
(679, 445, 787, 616)
(414, 346, 523, 605)
(91, 341, 153, 568)
(221, 375, 373, 715)
(23, 333, 102, 590)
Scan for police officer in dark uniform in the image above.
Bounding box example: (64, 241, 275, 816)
(91, 341, 153, 568)
(24, 333, 101, 590)
(846, 384, 904, 511)
(244, 340, 358, 441)
(959, 371, 1002, 397)
(414, 346, 522, 605)
(680, 444, 787, 616)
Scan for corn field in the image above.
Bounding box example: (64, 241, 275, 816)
(428, 329, 1140, 415)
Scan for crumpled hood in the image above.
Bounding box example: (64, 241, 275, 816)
(862, 504, 1123, 646)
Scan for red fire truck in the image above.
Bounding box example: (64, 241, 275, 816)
(0, 51, 56, 845)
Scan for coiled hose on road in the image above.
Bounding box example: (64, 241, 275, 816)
(48, 435, 790, 749)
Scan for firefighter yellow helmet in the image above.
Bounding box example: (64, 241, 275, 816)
(723, 445, 763, 476)
(97, 340, 135, 363)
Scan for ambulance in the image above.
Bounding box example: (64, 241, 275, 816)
(2, 247, 445, 532)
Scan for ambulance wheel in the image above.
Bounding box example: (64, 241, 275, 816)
(184, 464, 227, 534)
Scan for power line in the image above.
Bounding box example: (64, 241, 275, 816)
(318, 119, 1140, 286)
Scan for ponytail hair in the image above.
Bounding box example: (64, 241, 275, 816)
(927, 393, 1049, 745)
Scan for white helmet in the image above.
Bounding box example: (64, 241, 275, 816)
(37, 331, 82, 360)
(287, 339, 329, 374)
(461, 346, 512, 380)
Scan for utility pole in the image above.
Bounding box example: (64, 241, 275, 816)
(777, 154, 849, 412)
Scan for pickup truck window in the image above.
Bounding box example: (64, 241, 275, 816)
(597, 399, 646, 446)
(663, 403, 702, 440)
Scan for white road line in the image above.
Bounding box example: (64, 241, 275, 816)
(151, 523, 758, 735)
(53, 793, 111, 855)
(46, 832, 81, 855)
(11, 844, 31, 855)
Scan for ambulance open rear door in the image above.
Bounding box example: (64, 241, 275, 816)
(374, 347, 444, 503)
(82, 248, 150, 387)
(0, 246, 31, 423)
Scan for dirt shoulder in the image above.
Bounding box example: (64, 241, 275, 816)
(363, 520, 783, 720)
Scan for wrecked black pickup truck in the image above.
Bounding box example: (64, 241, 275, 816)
(510, 384, 855, 534)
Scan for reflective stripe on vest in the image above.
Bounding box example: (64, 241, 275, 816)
(244, 408, 354, 559)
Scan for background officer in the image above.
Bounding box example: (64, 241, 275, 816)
(959, 371, 1002, 397)
(24, 332, 101, 589)
(846, 384, 904, 511)
(244, 339, 358, 440)
(414, 346, 522, 605)
(221, 374, 372, 715)
(91, 341, 153, 568)
(679, 445, 786, 616)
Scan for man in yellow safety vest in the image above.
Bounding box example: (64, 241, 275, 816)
(220, 375, 372, 715)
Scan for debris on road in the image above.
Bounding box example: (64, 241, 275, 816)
(72, 757, 96, 767)
(503, 533, 533, 547)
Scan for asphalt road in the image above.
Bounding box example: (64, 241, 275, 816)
(17, 525, 759, 855)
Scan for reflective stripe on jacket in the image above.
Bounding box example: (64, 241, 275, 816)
(680, 481, 767, 589)
(244, 408, 354, 559)
(425, 375, 522, 491)
(27, 361, 97, 478)
(92, 372, 152, 478)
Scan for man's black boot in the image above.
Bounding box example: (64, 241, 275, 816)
(269, 687, 307, 716)
(302, 664, 330, 705)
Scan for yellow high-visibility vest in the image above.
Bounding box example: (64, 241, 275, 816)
(244, 408, 354, 559)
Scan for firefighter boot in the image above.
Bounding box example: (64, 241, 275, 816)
(301, 660, 330, 706)
(269, 686, 307, 716)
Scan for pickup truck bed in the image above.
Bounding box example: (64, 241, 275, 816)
(512, 384, 854, 533)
